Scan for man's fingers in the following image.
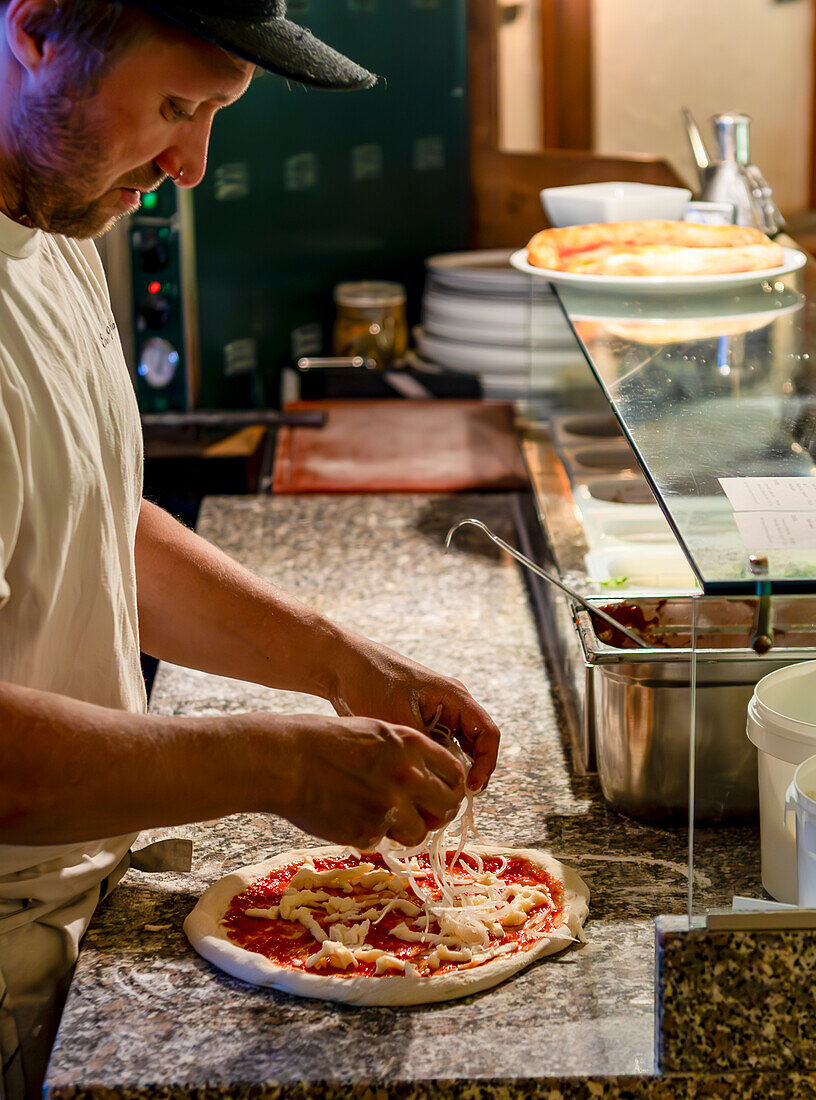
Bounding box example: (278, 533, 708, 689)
(465, 722, 501, 791)
(434, 696, 501, 792)
(386, 803, 430, 848)
(401, 763, 464, 824)
(424, 741, 467, 791)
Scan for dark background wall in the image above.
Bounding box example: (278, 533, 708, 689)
(191, 0, 470, 409)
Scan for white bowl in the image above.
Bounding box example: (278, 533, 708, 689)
(540, 182, 692, 228)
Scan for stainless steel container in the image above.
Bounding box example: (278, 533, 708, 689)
(550, 413, 624, 448)
(577, 598, 816, 822)
(558, 441, 640, 481)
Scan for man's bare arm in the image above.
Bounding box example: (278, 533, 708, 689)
(0, 680, 464, 848)
(136, 498, 344, 700)
(135, 499, 500, 790)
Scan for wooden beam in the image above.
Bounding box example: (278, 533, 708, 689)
(554, 0, 593, 149)
(810, 0, 816, 207)
(540, 0, 560, 148)
(467, 0, 500, 152)
(540, 0, 593, 150)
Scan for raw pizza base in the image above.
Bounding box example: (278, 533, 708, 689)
(184, 844, 590, 1006)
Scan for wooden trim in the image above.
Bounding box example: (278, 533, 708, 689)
(540, 0, 593, 150)
(556, 0, 593, 149)
(467, 0, 500, 152)
(812, 0, 816, 205)
(540, 0, 560, 148)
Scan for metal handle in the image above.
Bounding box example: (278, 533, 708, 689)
(445, 518, 650, 650)
(140, 410, 326, 429)
(748, 554, 774, 654)
(297, 356, 378, 372)
(682, 107, 710, 188)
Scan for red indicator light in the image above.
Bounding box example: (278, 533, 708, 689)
(148, 281, 161, 295)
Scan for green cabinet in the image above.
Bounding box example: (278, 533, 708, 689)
(190, 0, 469, 408)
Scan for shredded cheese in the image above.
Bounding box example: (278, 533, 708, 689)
(305, 940, 357, 970)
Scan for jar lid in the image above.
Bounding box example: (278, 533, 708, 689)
(333, 281, 406, 308)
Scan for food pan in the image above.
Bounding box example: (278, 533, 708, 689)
(584, 546, 698, 594)
(550, 412, 624, 448)
(559, 442, 640, 481)
(576, 597, 816, 822)
(576, 477, 658, 507)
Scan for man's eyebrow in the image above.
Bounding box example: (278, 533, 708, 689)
(168, 88, 243, 108)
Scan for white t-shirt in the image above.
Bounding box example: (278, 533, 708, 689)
(0, 209, 143, 920)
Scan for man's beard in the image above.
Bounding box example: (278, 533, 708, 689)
(5, 82, 163, 238)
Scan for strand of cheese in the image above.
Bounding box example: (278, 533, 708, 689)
(289, 862, 376, 890)
(329, 919, 370, 947)
(305, 940, 357, 970)
(248, 855, 559, 976)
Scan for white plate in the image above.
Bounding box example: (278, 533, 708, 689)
(425, 249, 554, 296)
(422, 309, 575, 348)
(509, 247, 808, 296)
(415, 327, 584, 374)
(423, 288, 566, 328)
(423, 313, 530, 347)
(405, 352, 563, 395)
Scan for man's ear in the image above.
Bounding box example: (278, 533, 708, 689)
(4, 0, 60, 76)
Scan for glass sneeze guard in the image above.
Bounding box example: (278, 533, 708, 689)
(523, 243, 816, 924)
(550, 249, 816, 595)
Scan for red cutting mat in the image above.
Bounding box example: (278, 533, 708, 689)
(272, 400, 528, 494)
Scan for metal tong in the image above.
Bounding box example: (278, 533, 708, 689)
(445, 518, 650, 649)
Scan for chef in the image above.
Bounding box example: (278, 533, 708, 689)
(0, 2, 501, 1095)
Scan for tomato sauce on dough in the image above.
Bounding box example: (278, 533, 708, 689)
(222, 852, 565, 977)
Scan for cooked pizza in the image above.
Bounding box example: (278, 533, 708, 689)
(184, 842, 589, 1005)
(526, 219, 785, 277)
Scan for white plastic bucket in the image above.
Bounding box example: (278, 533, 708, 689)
(785, 755, 816, 908)
(746, 660, 816, 903)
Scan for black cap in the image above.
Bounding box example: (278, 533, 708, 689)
(121, 0, 377, 90)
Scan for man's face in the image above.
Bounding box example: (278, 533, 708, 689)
(7, 20, 254, 237)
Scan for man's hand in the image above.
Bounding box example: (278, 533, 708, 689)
(0, 683, 464, 849)
(326, 633, 501, 794)
(273, 714, 466, 849)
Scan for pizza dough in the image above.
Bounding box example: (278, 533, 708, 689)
(526, 219, 785, 277)
(184, 844, 589, 1006)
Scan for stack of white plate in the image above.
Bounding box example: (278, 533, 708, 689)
(415, 249, 586, 399)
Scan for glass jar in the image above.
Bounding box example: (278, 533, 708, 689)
(332, 281, 408, 370)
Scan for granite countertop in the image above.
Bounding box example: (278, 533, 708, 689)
(46, 492, 763, 1099)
